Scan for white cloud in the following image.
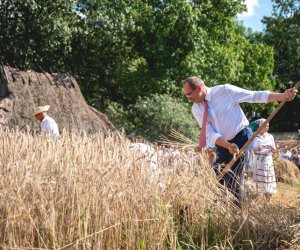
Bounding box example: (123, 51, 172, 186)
(237, 0, 259, 17)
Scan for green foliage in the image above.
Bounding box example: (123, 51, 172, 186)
(0, 0, 78, 71)
(263, 0, 300, 131)
(263, 1, 300, 83)
(105, 101, 135, 133)
(73, 0, 262, 105)
(132, 94, 199, 142)
(105, 94, 199, 142)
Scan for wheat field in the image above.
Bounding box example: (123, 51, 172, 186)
(0, 128, 299, 249)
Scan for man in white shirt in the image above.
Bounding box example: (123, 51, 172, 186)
(32, 105, 60, 137)
(183, 76, 298, 202)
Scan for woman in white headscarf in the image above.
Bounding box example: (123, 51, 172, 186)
(251, 118, 277, 202)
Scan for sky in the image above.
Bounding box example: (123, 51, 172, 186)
(237, 0, 273, 32)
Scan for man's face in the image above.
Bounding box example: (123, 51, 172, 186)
(35, 113, 43, 121)
(183, 83, 205, 103)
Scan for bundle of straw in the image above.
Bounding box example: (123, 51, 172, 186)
(158, 128, 197, 149)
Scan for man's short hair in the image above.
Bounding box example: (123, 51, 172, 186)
(184, 76, 205, 89)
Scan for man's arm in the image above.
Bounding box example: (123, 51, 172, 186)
(195, 136, 238, 154)
(268, 87, 298, 102)
(215, 137, 239, 155)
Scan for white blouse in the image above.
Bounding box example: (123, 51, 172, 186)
(252, 133, 275, 155)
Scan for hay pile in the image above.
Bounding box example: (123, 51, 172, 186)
(274, 158, 300, 184)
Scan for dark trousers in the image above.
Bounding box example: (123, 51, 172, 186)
(214, 127, 253, 201)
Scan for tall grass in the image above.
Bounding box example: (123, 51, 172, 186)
(0, 128, 299, 249)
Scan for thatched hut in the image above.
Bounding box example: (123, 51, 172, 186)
(0, 65, 115, 134)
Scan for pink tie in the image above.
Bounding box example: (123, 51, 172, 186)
(199, 101, 208, 148)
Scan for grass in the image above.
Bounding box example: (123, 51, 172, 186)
(0, 128, 299, 249)
(277, 181, 300, 190)
(273, 182, 300, 208)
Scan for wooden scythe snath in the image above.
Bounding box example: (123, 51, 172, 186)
(217, 81, 300, 181)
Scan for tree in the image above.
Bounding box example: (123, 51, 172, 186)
(76, 0, 276, 140)
(263, 0, 300, 131)
(0, 0, 77, 71)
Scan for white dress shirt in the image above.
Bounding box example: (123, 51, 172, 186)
(40, 116, 60, 137)
(192, 84, 270, 144)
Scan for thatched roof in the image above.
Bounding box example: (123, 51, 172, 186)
(0, 65, 116, 134)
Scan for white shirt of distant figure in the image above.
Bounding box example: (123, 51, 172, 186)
(32, 105, 60, 138)
(280, 148, 292, 159)
(128, 141, 168, 189)
(128, 142, 158, 171)
(40, 116, 60, 137)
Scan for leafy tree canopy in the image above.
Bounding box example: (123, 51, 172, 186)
(0, 0, 78, 71)
(74, 0, 274, 108)
(263, 0, 300, 131)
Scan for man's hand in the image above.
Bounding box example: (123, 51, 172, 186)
(281, 87, 298, 101)
(228, 143, 239, 155)
(268, 87, 298, 102)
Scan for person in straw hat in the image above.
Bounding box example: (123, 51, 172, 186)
(32, 105, 60, 137)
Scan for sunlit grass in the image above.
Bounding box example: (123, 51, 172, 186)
(0, 128, 299, 249)
(273, 183, 300, 207)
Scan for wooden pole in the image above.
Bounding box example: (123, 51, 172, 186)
(217, 81, 300, 180)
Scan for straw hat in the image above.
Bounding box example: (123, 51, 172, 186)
(32, 105, 50, 116)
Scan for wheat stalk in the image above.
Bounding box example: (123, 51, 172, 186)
(276, 139, 300, 149)
(157, 129, 197, 149)
(0, 128, 299, 249)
